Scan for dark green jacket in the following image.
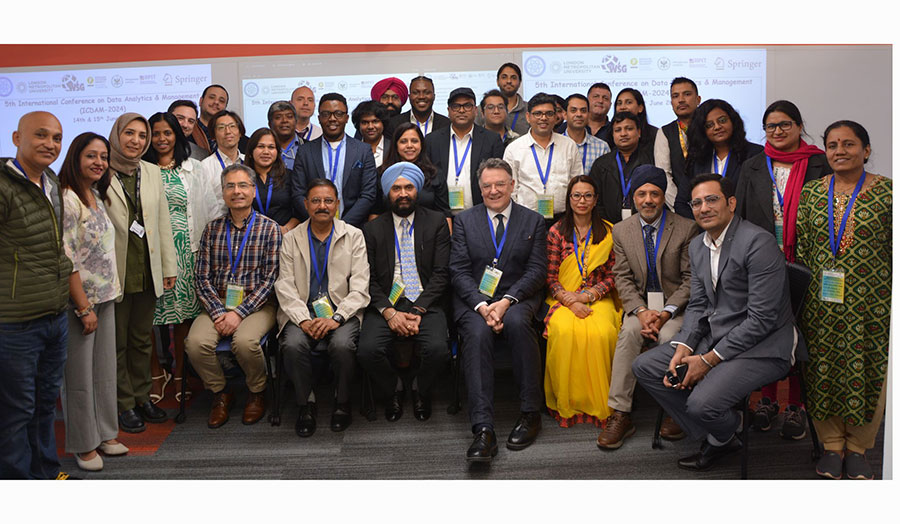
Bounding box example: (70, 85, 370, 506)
(0, 158, 72, 322)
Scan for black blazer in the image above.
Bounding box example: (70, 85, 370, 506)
(291, 135, 377, 228)
(589, 145, 655, 225)
(735, 151, 830, 236)
(449, 202, 547, 320)
(387, 110, 450, 140)
(362, 207, 450, 313)
(426, 124, 505, 208)
(688, 142, 764, 185)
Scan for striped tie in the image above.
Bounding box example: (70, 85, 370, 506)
(399, 218, 422, 301)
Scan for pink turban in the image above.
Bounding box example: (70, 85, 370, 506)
(371, 77, 408, 105)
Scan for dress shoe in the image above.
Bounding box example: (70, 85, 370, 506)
(98, 441, 129, 456)
(242, 391, 266, 425)
(76, 452, 103, 472)
(295, 404, 316, 438)
(677, 435, 742, 471)
(331, 403, 352, 432)
(118, 409, 146, 433)
(596, 410, 635, 449)
(207, 391, 234, 429)
(466, 428, 498, 463)
(412, 390, 431, 421)
(135, 400, 168, 423)
(385, 390, 404, 422)
(660, 416, 686, 440)
(507, 411, 542, 450)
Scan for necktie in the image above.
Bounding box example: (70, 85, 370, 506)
(495, 214, 505, 244)
(643, 224, 661, 292)
(399, 218, 422, 301)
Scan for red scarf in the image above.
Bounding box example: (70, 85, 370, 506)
(763, 139, 825, 262)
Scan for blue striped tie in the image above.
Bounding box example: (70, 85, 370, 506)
(399, 218, 422, 301)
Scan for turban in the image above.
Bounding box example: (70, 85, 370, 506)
(371, 77, 408, 106)
(381, 162, 424, 196)
(629, 164, 667, 195)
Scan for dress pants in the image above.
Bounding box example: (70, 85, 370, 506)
(812, 382, 888, 454)
(115, 288, 157, 412)
(458, 298, 542, 431)
(184, 302, 275, 394)
(357, 300, 448, 399)
(280, 317, 360, 406)
(633, 342, 789, 443)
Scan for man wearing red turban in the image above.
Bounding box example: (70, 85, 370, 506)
(371, 77, 408, 117)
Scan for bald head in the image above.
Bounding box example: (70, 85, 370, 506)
(13, 111, 63, 173)
(291, 86, 316, 121)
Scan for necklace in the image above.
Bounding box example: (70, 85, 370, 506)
(159, 159, 176, 170)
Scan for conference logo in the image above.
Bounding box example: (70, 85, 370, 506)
(62, 74, 85, 92)
(16, 81, 27, 94)
(111, 75, 123, 88)
(244, 82, 259, 98)
(550, 61, 562, 74)
(657, 57, 671, 71)
(524, 55, 546, 77)
(0, 76, 12, 97)
(601, 55, 627, 74)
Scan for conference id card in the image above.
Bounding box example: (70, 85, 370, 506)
(479, 265, 503, 297)
(820, 269, 845, 304)
(648, 292, 665, 312)
(449, 186, 465, 210)
(388, 278, 405, 305)
(311, 294, 335, 318)
(129, 220, 145, 238)
(621, 209, 632, 220)
(536, 194, 554, 219)
(775, 218, 784, 250)
(224, 283, 244, 310)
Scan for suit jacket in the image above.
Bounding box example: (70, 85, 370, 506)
(362, 207, 450, 313)
(106, 160, 177, 298)
(387, 110, 450, 139)
(734, 151, 830, 235)
(672, 215, 797, 362)
(589, 145, 655, 225)
(291, 135, 377, 227)
(274, 218, 370, 332)
(611, 211, 700, 315)
(426, 124, 506, 208)
(449, 202, 547, 320)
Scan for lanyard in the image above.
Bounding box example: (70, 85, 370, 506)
(255, 175, 274, 216)
(502, 130, 508, 142)
(304, 126, 313, 141)
(393, 220, 415, 267)
(452, 134, 472, 184)
(562, 131, 589, 171)
(573, 226, 592, 280)
(225, 211, 257, 279)
(215, 150, 227, 170)
(616, 152, 632, 206)
(281, 136, 297, 162)
(643, 209, 667, 275)
(510, 111, 519, 131)
(486, 209, 510, 266)
(765, 156, 785, 209)
(12, 159, 45, 190)
(416, 115, 430, 135)
(827, 172, 866, 260)
(308, 224, 334, 288)
(115, 167, 142, 222)
(714, 154, 729, 176)
(327, 140, 344, 183)
(530, 143, 555, 192)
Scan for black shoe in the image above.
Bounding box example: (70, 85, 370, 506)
(507, 411, 542, 450)
(466, 428, 498, 463)
(677, 435, 742, 471)
(331, 403, 352, 432)
(295, 404, 316, 438)
(412, 390, 431, 421)
(135, 400, 168, 423)
(118, 409, 146, 433)
(385, 391, 404, 422)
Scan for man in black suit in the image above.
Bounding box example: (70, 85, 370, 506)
(291, 92, 378, 228)
(426, 87, 505, 217)
(386, 76, 450, 140)
(358, 162, 451, 422)
(449, 158, 547, 464)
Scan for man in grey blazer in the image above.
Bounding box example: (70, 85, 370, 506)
(633, 173, 795, 471)
(597, 166, 699, 450)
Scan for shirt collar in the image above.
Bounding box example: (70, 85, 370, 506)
(392, 210, 416, 230)
(487, 202, 512, 223)
(526, 130, 558, 150)
(702, 216, 734, 251)
(411, 111, 433, 126)
(451, 125, 474, 141)
(639, 210, 664, 230)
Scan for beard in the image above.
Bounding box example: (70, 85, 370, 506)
(385, 104, 401, 117)
(390, 196, 416, 217)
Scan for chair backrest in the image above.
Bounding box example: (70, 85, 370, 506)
(786, 262, 813, 317)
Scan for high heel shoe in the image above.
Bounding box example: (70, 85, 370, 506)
(174, 377, 193, 403)
(150, 369, 172, 404)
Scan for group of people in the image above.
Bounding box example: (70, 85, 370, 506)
(0, 62, 889, 481)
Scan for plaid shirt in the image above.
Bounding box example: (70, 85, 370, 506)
(195, 211, 282, 319)
(569, 132, 611, 173)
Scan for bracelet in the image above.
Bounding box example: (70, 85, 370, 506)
(385, 310, 399, 321)
(74, 304, 93, 318)
(699, 354, 714, 369)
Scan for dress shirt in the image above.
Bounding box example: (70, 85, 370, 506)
(564, 130, 611, 174)
(373, 135, 385, 168)
(280, 132, 302, 171)
(410, 111, 435, 135)
(391, 211, 418, 282)
(504, 131, 581, 215)
(473, 203, 515, 312)
(320, 135, 348, 216)
(298, 123, 323, 142)
(446, 126, 474, 213)
(638, 212, 678, 316)
(199, 150, 245, 214)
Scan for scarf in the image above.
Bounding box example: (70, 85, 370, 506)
(109, 113, 151, 175)
(763, 139, 825, 262)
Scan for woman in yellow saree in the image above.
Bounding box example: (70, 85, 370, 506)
(544, 175, 622, 427)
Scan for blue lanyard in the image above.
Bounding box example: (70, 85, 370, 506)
(452, 135, 472, 184)
(304, 127, 313, 141)
(530, 143, 555, 192)
(486, 209, 510, 266)
(281, 136, 297, 162)
(327, 140, 344, 183)
(12, 159, 44, 189)
(393, 220, 415, 267)
(827, 172, 866, 260)
(511, 111, 519, 131)
(616, 152, 632, 206)
(714, 153, 729, 176)
(215, 151, 227, 170)
(643, 209, 667, 275)
(563, 131, 589, 170)
(502, 130, 508, 142)
(255, 175, 274, 216)
(416, 115, 429, 135)
(308, 224, 334, 288)
(573, 226, 592, 280)
(225, 211, 257, 279)
(765, 156, 785, 209)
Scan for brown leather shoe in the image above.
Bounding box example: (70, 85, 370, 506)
(207, 391, 234, 429)
(596, 410, 635, 449)
(242, 391, 266, 425)
(660, 415, 686, 440)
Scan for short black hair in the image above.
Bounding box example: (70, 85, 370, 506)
(167, 99, 198, 115)
(209, 110, 246, 137)
(823, 120, 871, 152)
(691, 173, 735, 200)
(566, 93, 588, 106)
(307, 177, 339, 198)
(201, 84, 229, 103)
(497, 62, 522, 79)
(611, 111, 640, 127)
(670, 77, 698, 93)
(480, 89, 509, 111)
(351, 100, 391, 128)
(551, 94, 566, 111)
(527, 92, 556, 112)
(409, 75, 434, 88)
(319, 92, 348, 110)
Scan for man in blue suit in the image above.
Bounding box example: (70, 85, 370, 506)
(292, 92, 377, 228)
(449, 158, 547, 464)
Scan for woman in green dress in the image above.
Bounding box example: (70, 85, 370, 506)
(796, 120, 890, 480)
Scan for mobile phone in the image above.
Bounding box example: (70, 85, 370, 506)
(666, 363, 689, 386)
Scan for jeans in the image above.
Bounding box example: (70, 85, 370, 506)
(0, 312, 68, 479)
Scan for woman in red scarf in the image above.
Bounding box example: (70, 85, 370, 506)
(734, 100, 829, 441)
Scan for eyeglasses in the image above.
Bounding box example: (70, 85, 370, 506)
(764, 120, 794, 133)
(309, 197, 336, 205)
(688, 194, 722, 209)
(483, 104, 506, 113)
(319, 110, 347, 120)
(449, 102, 475, 112)
(216, 123, 238, 131)
(704, 115, 730, 129)
(529, 111, 555, 120)
(570, 192, 595, 201)
(224, 182, 253, 191)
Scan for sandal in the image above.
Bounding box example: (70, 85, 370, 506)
(150, 369, 172, 404)
(174, 377, 193, 403)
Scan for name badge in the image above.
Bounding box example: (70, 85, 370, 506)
(311, 294, 335, 318)
(820, 269, 845, 304)
(129, 220, 145, 238)
(224, 283, 244, 310)
(775, 217, 784, 250)
(648, 291, 665, 312)
(478, 265, 503, 297)
(449, 186, 465, 210)
(536, 194, 554, 219)
(621, 209, 632, 220)
(388, 278, 405, 305)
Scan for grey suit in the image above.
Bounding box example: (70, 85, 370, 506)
(633, 215, 795, 442)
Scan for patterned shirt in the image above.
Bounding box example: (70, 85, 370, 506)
(564, 130, 611, 173)
(195, 211, 282, 319)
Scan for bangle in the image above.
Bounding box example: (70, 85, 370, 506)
(700, 354, 714, 369)
(74, 304, 93, 318)
(385, 310, 398, 321)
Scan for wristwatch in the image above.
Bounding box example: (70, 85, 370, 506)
(331, 313, 345, 325)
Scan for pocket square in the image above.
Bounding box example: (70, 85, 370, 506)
(355, 160, 363, 168)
